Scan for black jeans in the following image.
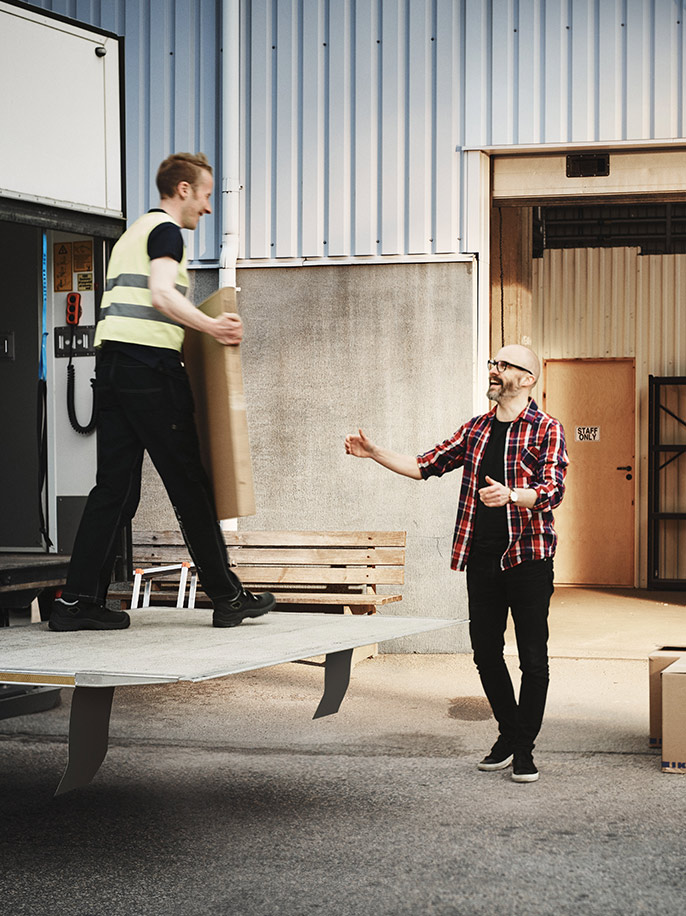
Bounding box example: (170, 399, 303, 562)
(63, 349, 242, 605)
(466, 549, 554, 752)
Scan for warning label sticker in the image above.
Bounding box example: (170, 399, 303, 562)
(53, 242, 72, 292)
(73, 240, 93, 273)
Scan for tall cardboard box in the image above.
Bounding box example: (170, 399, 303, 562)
(649, 647, 686, 747)
(183, 287, 256, 519)
(661, 658, 686, 773)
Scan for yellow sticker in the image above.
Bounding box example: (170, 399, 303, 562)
(77, 272, 94, 291)
(73, 240, 93, 273)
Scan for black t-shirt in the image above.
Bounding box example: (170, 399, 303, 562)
(472, 417, 511, 557)
(147, 213, 184, 262)
(103, 211, 185, 369)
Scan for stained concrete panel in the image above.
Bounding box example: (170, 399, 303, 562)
(237, 263, 474, 652)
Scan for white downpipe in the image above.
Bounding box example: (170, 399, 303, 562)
(219, 0, 241, 532)
(220, 0, 241, 289)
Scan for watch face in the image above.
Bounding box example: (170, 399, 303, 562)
(510, 490, 518, 503)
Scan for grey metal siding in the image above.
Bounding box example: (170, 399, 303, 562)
(241, 0, 463, 260)
(30, 0, 222, 264)
(243, 0, 686, 261)
(463, 0, 686, 147)
(27, 1, 686, 261)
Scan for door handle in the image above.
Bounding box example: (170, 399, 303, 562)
(616, 466, 632, 471)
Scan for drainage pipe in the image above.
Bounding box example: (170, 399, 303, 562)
(219, 0, 241, 289)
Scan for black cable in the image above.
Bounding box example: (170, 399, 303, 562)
(66, 324, 97, 435)
(36, 379, 53, 548)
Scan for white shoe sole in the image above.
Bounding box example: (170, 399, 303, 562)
(477, 754, 514, 771)
(511, 770, 539, 783)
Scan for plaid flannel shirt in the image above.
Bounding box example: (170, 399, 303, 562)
(416, 399, 568, 571)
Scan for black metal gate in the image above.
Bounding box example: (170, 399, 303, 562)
(648, 375, 686, 589)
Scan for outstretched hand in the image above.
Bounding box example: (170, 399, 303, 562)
(345, 428, 375, 459)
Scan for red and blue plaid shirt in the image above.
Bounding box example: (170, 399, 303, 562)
(417, 399, 568, 571)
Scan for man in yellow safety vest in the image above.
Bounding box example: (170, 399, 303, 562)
(50, 153, 275, 632)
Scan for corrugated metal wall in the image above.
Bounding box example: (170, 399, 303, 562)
(240, 0, 463, 259)
(29, 1, 686, 261)
(243, 0, 686, 261)
(532, 247, 686, 585)
(463, 0, 686, 147)
(31, 0, 222, 264)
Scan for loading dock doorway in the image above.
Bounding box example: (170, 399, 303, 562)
(543, 358, 635, 586)
(487, 147, 686, 588)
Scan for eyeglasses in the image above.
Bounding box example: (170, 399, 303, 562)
(487, 359, 531, 374)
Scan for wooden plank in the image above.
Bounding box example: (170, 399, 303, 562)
(112, 590, 402, 606)
(230, 566, 404, 585)
(272, 592, 401, 605)
(130, 549, 407, 576)
(107, 588, 402, 607)
(133, 530, 186, 545)
(132, 530, 407, 548)
(225, 547, 405, 566)
(132, 549, 192, 565)
(226, 531, 407, 548)
(0, 577, 69, 593)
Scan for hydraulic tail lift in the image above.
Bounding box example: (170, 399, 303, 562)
(0, 610, 458, 795)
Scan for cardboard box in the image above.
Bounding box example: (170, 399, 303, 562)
(183, 287, 256, 520)
(661, 658, 686, 773)
(649, 647, 686, 747)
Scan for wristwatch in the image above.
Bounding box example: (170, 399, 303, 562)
(508, 489, 519, 504)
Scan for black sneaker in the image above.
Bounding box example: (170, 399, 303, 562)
(511, 749, 539, 783)
(49, 598, 131, 632)
(212, 589, 276, 628)
(478, 737, 514, 771)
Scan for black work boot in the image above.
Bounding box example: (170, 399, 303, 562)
(212, 589, 276, 628)
(49, 598, 131, 631)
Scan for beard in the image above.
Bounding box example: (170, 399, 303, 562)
(487, 377, 517, 402)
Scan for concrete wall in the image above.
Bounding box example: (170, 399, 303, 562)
(135, 260, 474, 652)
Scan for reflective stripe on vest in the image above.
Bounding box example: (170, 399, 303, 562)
(95, 211, 189, 352)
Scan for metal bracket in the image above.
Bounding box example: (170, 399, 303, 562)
(55, 686, 115, 796)
(54, 326, 96, 358)
(313, 648, 354, 719)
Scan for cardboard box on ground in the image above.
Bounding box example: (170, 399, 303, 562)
(183, 288, 256, 520)
(661, 657, 686, 773)
(648, 647, 686, 747)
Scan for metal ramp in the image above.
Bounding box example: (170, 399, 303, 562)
(0, 609, 459, 795)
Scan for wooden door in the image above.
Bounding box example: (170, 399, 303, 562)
(542, 358, 635, 586)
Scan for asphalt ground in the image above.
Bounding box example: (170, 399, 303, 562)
(1, 652, 684, 916)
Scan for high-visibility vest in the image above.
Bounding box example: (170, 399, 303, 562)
(94, 211, 189, 352)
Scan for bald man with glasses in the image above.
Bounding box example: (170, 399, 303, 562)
(345, 345, 568, 783)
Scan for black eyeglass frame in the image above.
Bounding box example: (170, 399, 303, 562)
(487, 358, 533, 374)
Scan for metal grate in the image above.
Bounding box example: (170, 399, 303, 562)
(533, 203, 686, 257)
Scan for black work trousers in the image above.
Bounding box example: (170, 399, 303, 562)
(63, 349, 242, 605)
(466, 549, 554, 752)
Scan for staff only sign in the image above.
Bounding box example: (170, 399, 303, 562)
(575, 426, 600, 442)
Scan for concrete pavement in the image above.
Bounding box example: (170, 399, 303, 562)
(1, 644, 684, 916)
